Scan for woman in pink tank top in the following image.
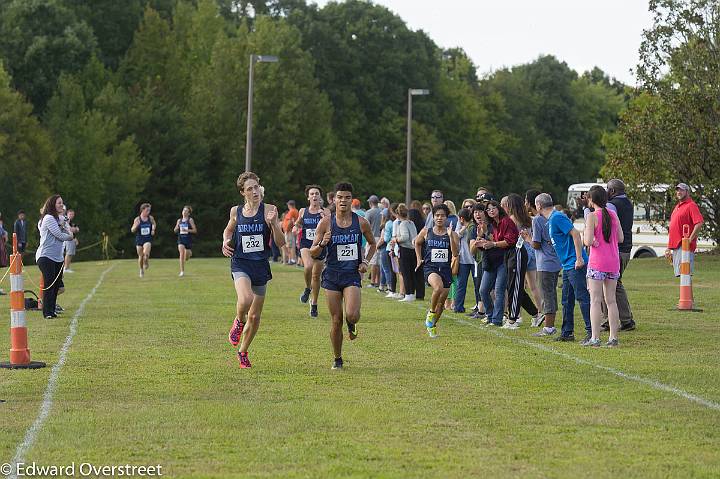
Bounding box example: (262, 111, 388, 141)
(583, 186, 624, 347)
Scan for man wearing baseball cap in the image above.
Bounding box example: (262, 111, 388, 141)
(665, 183, 704, 276)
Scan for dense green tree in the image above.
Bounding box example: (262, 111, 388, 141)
(0, 62, 55, 234)
(44, 73, 149, 251)
(604, 0, 719, 244)
(0, 0, 97, 111)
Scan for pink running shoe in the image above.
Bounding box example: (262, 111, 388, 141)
(228, 317, 244, 347)
(238, 351, 251, 368)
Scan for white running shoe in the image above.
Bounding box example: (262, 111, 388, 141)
(502, 321, 520, 330)
(530, 313, 545, 327)
(399, 294, 416, 302)
(392, 293, 404, 299)
(385, 291, 395, 298)
(179, 271, 184, 277)
(64, 269, 74, 273)
(139, 270, 144, 278)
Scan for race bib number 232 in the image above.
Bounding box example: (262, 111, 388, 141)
(242, 235, 264, 253)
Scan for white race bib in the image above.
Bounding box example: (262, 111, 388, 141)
(337, 243, 358, 261)
(305, 228, 316, 240)
(431, 248, 449, 263)
(242, 234, 264, 253)
(180, 225, 189, 235)
(141, 226, 151, 236)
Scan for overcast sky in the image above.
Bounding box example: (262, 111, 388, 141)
(312, 0, 655, 85)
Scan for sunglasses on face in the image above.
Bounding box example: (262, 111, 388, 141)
(431, 196, 443, 200)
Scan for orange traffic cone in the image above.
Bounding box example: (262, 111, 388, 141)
(677, 224, 702, 312)
(0, 234, 46, 369)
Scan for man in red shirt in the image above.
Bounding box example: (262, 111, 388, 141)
(282, 200, 299, 265)
(665, 183, 704, 276)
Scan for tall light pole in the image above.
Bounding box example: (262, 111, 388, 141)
(245, 54, 279, 172)
(406, 88, 430, 205)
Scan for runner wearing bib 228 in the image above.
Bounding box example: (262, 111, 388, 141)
(415, 203, 459, 338)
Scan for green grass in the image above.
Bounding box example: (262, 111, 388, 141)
(1, 255, 719, 478)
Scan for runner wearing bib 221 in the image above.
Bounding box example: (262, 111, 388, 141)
(310, 182, 376, 370)
(222, 172, 285, 369)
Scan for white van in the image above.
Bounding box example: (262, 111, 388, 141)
(566, 183, 715, 258)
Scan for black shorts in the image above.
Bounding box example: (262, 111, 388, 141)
(178, 238, 192, 250)
(321, 269, 361, 292)
(424, 266, 452, 289)
(230, 257, 272, 286)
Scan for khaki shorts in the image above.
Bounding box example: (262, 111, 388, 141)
(284, 231, 296, 249)
(368, 239, 381, 265)
(538, 270, 559, 314)
(672, 248, 694, 277)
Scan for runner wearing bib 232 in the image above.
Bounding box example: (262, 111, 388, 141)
(222, 172, 285, 369)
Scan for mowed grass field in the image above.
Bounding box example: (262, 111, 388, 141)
(1, 255, 719, 478)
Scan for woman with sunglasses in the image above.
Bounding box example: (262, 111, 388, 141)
(478, 200, 518, 327)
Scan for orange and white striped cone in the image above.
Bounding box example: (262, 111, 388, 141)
(0, 233, 46, 369)
(677, 224, 702, 312)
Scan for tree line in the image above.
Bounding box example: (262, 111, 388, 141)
(7, 0, 700, 258)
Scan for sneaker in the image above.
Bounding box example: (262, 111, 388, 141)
(179, 271, 184, 277)
(332, 357, 343, 370)
(347, 321, 358, 340)
(582, 338, 602, 347)
(228, 318, 245, 347)
(554, 335, 575, 342)
(530, 314, 545, 327)
(377, 287, 386, 293)
(502, 321, 520, 330)
(392, 293, 404, 299)
(300, 287, 311, 304)
(533, 327, 557, 337)
(620, 321, 636, 332)
(385, 291, 395, 298)
(399, 294, 416, 302)
(485, 322, 500, 328)
(238, 351, 251, 368)
(579, 333, 592, 345)
(467, 306, 479, 316)
(44, 314, 58, 319)
(365, 283, 376, 288)
(427, 326, 439, 338)
(64, 269, 74, 273)
(139, 269, 144, 278)
(605, 338, 619, 348)
(55, 305, 64, 314)
(479, 316, 491, 325)
(515, 317, 523, 325)
(310, 304, 318, 318)
(425, 311, 436, 328)
(0, 289, 6, 295)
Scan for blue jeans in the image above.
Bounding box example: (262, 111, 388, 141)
(561, 267, 591, 338)
(378, 249, 395, 291)
(480, 262, 507, 325)
(454, 263, 473, 312)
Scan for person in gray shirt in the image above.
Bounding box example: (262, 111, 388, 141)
(36, 195, 74, 319)
(365, 195, 383, 287)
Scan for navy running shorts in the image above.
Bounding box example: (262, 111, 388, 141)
(321, 269, 361, 292)
(424, 266, 452, 289)
(230, 257, 272, 286)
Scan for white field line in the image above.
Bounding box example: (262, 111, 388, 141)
(7, 264, 116, 479)
(408, 302, 720, 412)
